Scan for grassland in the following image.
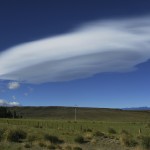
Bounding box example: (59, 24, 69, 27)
(0, 107, 150, 150)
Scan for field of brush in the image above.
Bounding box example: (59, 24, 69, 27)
(0, 107, 150, 150)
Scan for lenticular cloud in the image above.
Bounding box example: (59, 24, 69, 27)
(0, 16, 150, 83)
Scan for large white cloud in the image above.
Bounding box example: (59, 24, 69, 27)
(0, 16, 150, 83)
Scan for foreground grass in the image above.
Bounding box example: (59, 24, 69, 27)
(0, 119, 150, 150)
(0, 107, 150, 149)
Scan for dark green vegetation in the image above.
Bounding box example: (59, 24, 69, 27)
(0, 107, 22, 118)
(0, 106, 150, 149)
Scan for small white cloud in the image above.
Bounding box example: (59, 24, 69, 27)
(8, 82, 20, 90)
(0, 99, 20, 106)
(8, 101, 20, 106)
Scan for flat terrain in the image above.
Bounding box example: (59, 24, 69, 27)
(0, 107, 150, 150)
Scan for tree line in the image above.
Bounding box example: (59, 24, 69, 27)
(0, 107, 22, 118)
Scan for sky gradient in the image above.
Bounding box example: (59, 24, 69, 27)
(0, 0, 150, 108)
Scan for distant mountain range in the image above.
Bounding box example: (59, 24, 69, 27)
(122, 107, 150, 110)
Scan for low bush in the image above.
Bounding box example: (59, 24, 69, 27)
(83, 128, 92, 132)
(38, 141, 47, 147)
(86, 128, 92, 132)
(84, 132, 93, 140)
(74, 135, 84, 144)
(137, 135, 144, 140)
(108, 128, 117, 134)
(24, 143, 31, 148)
(141, 136, 150, 149)
(93, 131, 105, 137)
(7, 128, 27, 142)
(120, 132, 137, 147)
(44, 134, 63, 144)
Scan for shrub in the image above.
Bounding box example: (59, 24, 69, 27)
(108, 128, 117, 134)
(7, 129, 27, 142)
(24, 143, 31, 148)
(93, 131, 105, 137)
(84, 132, 93, 140)
(38, 141, 47, 147)
(83, 128, 92, 132)
(141, 136, 150, 149)
(73, 147, 82, 150)
(74, 135, 84, 144)
(108, 135, 115, 139)
(120, 133, 137, 147)
(44, 134, 63, 144)
(86, 128, 92, 132)
(127, 139, 137, 147)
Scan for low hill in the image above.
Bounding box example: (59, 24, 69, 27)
(8, 106, 150, 122)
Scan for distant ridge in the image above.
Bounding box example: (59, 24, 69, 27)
(7, 106, 150, 122)
(122, 107, 150, 110)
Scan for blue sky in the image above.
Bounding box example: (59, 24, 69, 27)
(0, 0, 150, 108)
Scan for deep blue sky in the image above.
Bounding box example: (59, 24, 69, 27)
(0, 0, 150, 108)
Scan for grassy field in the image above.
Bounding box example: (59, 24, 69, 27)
(0, 107, 150, 150)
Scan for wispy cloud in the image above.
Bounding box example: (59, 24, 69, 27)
(24, 93, 28, 96)
(28, 87, 33, 92)
(0, 99, 20, 106)
(12, 95, 16, 100)
(8, 82, 20, 89)
(0, 16, 150, 83)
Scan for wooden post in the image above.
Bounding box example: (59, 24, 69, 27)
(139, 128, 141, 134)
